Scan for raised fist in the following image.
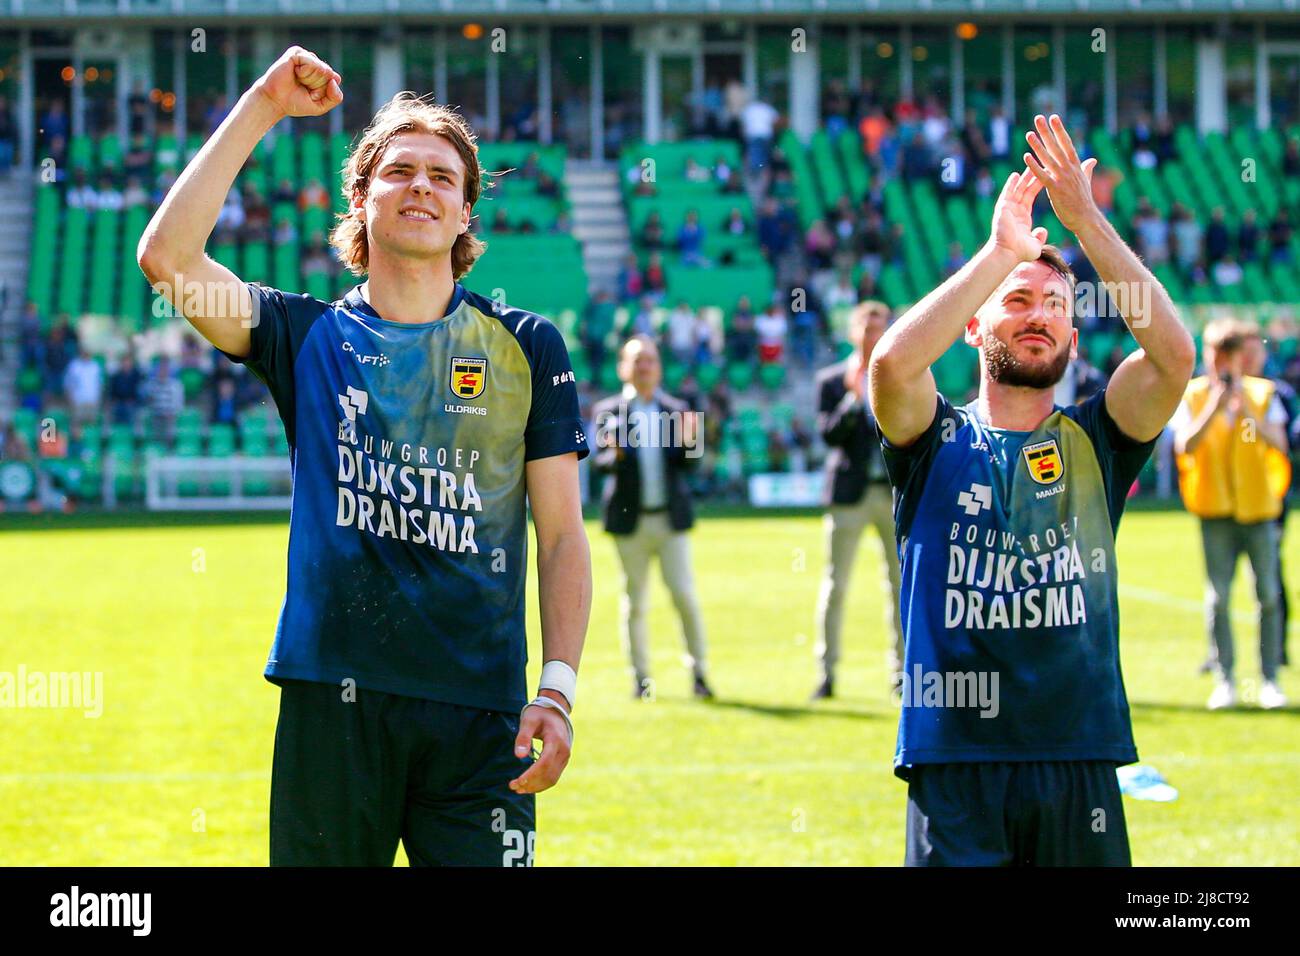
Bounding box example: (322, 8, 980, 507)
(255, 46, 343, 119)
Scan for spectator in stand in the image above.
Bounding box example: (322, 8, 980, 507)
(987, 104, 1011, 160)
(243, 187, 271, 242)
(143, 356, 184, 444)
(1204, 207, 1231, 265)
(723, 208, 748, 238)
(727, 297, 758, 362)
(1170, 202, 1204, 275)
(960, 108, 992, 169)
(273, 177, 296, 204)
(1269, 208, 1293, 264)
(303, 231, 333, 279)
(972, 165, 996, 200)
(676, 210, 708, 268)
(1153, 116, 1177, 165)
(1132, 198, 1170, 265)
(1, 421, 32, 461)
(789, 301, 817, 368)
(757, 197, 788, 261)
(66, 169, 99, 210)
(683, 157, 710, 184)
(616, 253, 643, 303)
(211, 376, 239, 426)
(805, 218, 836, 273)
(96, 176, 124, 214)
(720, 167, 745, 194)
(1213, 255, 1243, 289)
(643, 252, 667, 302)
(1238, 208, 1260, 263)
(273, 213, 297, 246)
(756, 301, 788, 364)
(1090, 163, 1120, 215)
(713, 154, 733, 187)
(629, 296, 658, 338)
(204, 94, 231, 135)
(490, 207, 512, 233)
(692, 309, 716, 366)
(859, 105, 892, 166)
(858, 209, 890, 281)
(63, 348, 103, 427)
(665, 300, 697, 365)
(942, 241, 966, 278)
(901, 130, 932, 181)
(18, 301, 43, 368)
(215, 188, 245, 243)
(299, 178, 330, 212)
(108, 352, 143, 426)
(123, 176, 149, 208)
(640, 211, 665, 251)
(823, 269, 858, 311)
(0, 95, 15, 174)
(123, 133, 153, 181)
(43, 317, 77, 399)
(1282, 138, 1300, 177)
(741, 94, 780, 174)
(40, 99, 69, 149)
(536, 171, 560, 198)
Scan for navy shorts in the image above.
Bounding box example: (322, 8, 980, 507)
(904, 760, 1131, 867)
(270, 679, 536, 867)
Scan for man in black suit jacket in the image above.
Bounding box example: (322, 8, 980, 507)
(593, 336, 712, 700)
(812, 301, 903, 699)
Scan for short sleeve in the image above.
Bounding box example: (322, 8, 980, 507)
(522, 318, 591, 462)
(1068, 389, 1158, 528)
(878, 392, 952, 494)
(877, 392, 956, 540)
(219, 283, 325, 448)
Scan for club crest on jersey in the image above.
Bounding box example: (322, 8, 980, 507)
(449, 356, 487, 400)
(1022, 438, 1064, 485)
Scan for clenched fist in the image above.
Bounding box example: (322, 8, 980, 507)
(254, 46, 343, 119)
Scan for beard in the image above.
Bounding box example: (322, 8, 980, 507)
(982, 332, 1070, 389)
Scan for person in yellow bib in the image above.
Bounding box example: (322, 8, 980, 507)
(1173, 318, 1290, 710)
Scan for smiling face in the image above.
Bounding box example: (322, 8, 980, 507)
(356, 132, 471, 267)
(967, 259, 1078, 390)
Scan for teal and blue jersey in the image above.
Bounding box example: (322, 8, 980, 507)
(880, 389, 1156, 777)
(224, 282, 589, 713)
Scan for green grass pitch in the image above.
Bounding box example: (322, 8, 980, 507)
(1, 508, 1297, 865)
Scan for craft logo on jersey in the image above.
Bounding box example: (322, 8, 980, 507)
(450, 357, 487, 400)
(1022, 438, 1064, 485)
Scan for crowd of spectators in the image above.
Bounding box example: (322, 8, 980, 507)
(13, 298, 271, 448)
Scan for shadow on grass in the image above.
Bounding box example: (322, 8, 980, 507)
(1130, 699, 1300, 716)
(686, 696, 888, 721)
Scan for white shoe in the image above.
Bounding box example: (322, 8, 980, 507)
(1259, 681, 1288, 710)
(1207, 680, 1237, 710)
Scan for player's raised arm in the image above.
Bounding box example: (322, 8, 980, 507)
(1023, 114, 1196, 441)
(868, 168, 1047, 448)
(136, 46, 343, 358)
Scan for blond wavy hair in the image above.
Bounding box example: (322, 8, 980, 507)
(330, 92, 489, 281)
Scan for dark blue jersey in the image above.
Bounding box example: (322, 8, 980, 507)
(880, 389, 1155, 777)
(224, 282, 589, 712)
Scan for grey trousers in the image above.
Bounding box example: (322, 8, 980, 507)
(612, 512, 708, 685)
(1200, 517, 1282, 682)
(815, 484, 904, 683)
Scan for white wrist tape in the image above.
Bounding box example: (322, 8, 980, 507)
(522, 696, 574, 747)
(539, 659, 577, 709)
